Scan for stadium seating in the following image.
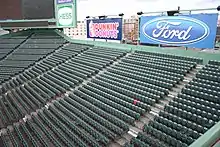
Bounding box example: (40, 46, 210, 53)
(125, 60, 220, 147)
(69, 51, 198, 130)
(0, 31, 66, 83)
(0, 35, 131, 146)
(1, 30, 219, 147)
(0, 32, 32, 82)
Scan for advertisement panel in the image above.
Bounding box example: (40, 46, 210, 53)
(140, 13, 218, 49)
(86, 18, 123, 40)
(56, 0, 77, 28)
(57, 4, 74, 27)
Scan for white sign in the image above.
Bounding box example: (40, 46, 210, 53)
(57, 4, 74, 27)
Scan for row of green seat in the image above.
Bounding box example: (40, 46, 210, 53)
(131, 53, 197, 67)
(13, 48, 56, 55)
(0, 49, 15, 60)
(208, 60, 220, 66)
(25, 38, 66, 44)
(0, 38, 26, 44)
(135, 51, 203, 64)
(0, 44, 21, 49)
(117, 61, 185, 80)
(121, 58, 188, 75)
(127, 55, 194, 71)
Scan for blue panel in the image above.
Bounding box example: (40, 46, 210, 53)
(140, 13, 218, 49)
(86, 18, 122, 41)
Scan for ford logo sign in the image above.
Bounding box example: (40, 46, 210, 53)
(142, 16, 210, 45)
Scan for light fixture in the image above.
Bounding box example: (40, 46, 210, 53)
(137, 12, 144, 15)
(217, 5, 220, 11)
(118, 13, 124, 17)
(98, 15, 107, 19)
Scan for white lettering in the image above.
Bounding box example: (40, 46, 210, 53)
(152, 21, 192, 41)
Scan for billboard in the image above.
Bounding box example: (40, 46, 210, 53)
(0, 0, 55, 28)
(86, 18, 123, 40)
(22, 0, 55, 19)
(0, 0, 55, 20)
(0, 0, 77, 28)
(140, 13, 218, 49)
(0, 0, 22, 20)
(57, 3, 77, 28)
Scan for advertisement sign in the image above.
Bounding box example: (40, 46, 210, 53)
(140, 13, 218, 49)
(86, 18, 123, 40)
(55, 0, 77, 28)
(57, 4, 76, 27)
(57, 0, 73, 4)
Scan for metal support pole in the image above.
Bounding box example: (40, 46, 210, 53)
(121, 15, 124, 44)
(157, 12, 164, 47)
(137, 16, 141, 45)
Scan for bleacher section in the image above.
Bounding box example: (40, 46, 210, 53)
(73, 51, 199, 127)
(0, 31, 66, 83)
(125, 60, 220, 147)
(0, 32, 32, 82)
(0, 30, 220, 147)
(0, 41, 130, 146)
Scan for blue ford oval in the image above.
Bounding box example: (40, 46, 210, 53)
(142, 16, 210, 45)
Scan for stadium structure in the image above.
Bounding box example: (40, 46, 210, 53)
(0, 1, 220, 147)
